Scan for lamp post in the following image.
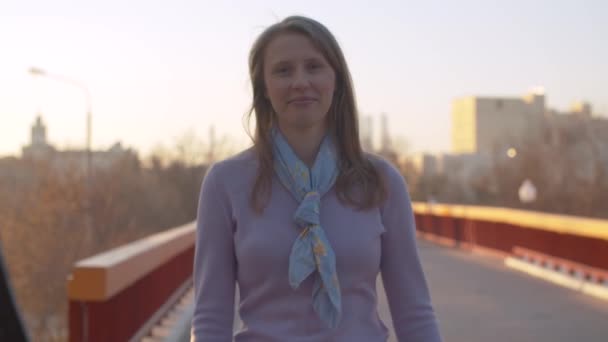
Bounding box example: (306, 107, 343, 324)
(29, 67, 93, 229)
(506, 147, 538, 206)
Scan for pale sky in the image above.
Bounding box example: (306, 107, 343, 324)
(1, 0, 606, 157)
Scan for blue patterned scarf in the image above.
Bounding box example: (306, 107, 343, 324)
(271, 127, 342, 328)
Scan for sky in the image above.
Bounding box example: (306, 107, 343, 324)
(1, 0, 607, 157)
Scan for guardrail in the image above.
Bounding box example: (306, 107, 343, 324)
(412, 202, 608, 272)
(66, 202, 608, 341)
(67, 223, 196, 342)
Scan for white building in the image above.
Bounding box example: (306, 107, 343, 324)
(21, 116, 138, 172)
(452, 88, 546, 154)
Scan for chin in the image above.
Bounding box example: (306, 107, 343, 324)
(282, 117, 328, 132)
(295, 116, 328, 129)
(276, 107, 330, 131)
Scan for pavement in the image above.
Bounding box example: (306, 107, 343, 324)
(390, 239, 608, 342)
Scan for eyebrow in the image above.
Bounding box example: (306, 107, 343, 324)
(270, 57, 325, 67)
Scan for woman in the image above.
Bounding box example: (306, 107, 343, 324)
(191, 15, 442, 341)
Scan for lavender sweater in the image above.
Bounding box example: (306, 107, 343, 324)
(191, 148, 442, 341)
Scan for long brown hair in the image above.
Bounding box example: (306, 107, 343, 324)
(245, 15, 386, 213)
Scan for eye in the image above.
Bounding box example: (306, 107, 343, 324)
(274, 66, 291, 75)
(307, 63, 322, 71)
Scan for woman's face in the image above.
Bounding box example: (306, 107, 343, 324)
(263, 32, 336, 133)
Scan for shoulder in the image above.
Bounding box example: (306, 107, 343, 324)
(207, 147, 257, 175)
(364, 152, 405, 186)
(364, 152, 411, 213)
(203, 147, 258, 193)
(363, 154, 413, 221)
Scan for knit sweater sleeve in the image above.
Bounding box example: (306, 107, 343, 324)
(191, 163, 236, 341)
(378, 160, 443, 342)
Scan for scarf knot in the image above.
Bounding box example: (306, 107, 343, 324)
(294, 191, 321, 227)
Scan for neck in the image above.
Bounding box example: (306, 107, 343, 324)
(278, 123, 327, 168)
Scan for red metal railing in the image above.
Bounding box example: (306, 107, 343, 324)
(413, 203, 608, 272)
(66, 202, 608, 340)
(67, 223, 195, 342)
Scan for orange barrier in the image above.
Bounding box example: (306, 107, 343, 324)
(67, 223, 195, 342)
(66, 202, 608, 340)
(412, 202, 608, 272)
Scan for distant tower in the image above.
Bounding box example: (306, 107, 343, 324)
(31, 115, 47, 146)
(360, 115, 374, 151)
(380, 113, 391, 152)
(22, 115, 55, 159)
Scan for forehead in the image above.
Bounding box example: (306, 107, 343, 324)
(264, 32, 327, 65)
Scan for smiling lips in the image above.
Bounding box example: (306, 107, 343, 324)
(289, 97, 317, 104)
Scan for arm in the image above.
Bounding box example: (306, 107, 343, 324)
(379, 162, 443, 342)
(191, 163, 236, 341)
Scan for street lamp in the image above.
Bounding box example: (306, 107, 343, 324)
(29, 67, 93, 228)
(507, 147, 517, 159)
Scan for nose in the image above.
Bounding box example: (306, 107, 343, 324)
(291, 67, 311, 90)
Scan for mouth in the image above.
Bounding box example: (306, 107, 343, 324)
(289, 97, 317, 104)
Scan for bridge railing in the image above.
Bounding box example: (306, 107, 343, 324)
(66, 202, 608, 340)
(413, 202, 608, 281)
(67, 223, 195, 342)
